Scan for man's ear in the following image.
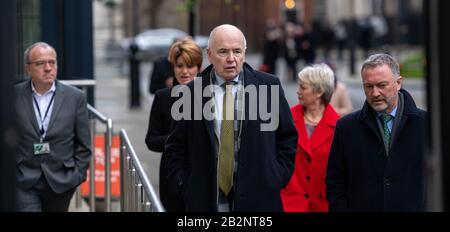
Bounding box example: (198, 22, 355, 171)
(396, 76, 403, 90)
(206, 48, 212, 60)
(25, 64, 30, 76)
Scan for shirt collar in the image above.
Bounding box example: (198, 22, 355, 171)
(31, 81, 56, 96)
(377, 106, 398, 119)
(214, 71, 239, 86)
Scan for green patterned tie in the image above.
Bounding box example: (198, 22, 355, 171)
(381, 114, 393, 149)
(218, 82, 235, 196)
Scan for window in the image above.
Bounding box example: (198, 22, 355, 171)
(17, 0, 41, 80)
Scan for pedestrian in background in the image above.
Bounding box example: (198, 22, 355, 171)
(281, 64, 339, 212)
(14, 42, 91, 212)
(283, 22, 301, 82)
(300, 23, 317, 65)
(260, 18, 281, 75)
(330, 78, 353, 116)
(165, 24, 297, 212)
(148, 56, 174, 94)
(145, 37, 203, 211)
(322, 61, 354, 116)
(326, 53, 427, 211)
(148, 38, 184, 94)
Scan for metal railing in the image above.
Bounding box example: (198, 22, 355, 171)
(59, 80, 113, 212)
(87, 104, 113, 212)
(120, 129, 165, 212)
(61, 80, 163, 212)
(60, 79, 96, 93)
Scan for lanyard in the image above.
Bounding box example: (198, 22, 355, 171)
(33, 92, 56, 140)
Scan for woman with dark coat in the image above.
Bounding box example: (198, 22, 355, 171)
(145, 38, 203, 211)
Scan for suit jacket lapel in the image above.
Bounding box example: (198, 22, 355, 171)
(359, 102, 384, 146)
(200, 73, 218, 151)
(240, 64, 258, 140)
(21, 80, 41, 136)
(46, 81, 65, 133)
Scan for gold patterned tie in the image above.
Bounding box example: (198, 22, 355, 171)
(218, 82, 235, 195)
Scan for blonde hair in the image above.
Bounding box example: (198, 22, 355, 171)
(298, 64, 335, 104)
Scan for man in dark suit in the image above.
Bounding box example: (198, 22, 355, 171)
(14, 42, 91, 212)
(326, 53, 426, 211)
(165, 24, 297, 212)
(149, 56, 174, 94)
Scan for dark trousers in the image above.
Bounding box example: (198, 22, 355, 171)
(15, 175, 76, 212)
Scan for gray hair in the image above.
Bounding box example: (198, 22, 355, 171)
(361, 53, 400, 77)
(298, 64, 335, 104)
(24, 42, 57, 65)
(207, 24, 247, 50)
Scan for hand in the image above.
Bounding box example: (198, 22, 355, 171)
(165, 76, 174, 88)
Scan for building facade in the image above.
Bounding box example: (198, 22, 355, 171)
(16, 0, 94, 103)
(122, 0, 423, 52)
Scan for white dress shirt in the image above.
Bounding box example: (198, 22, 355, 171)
(214, 73, 239, 138)
(31, 81, 56, 139)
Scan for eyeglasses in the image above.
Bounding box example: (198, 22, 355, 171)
(27, 60, 57, 68)
(216, 49, 244, 58)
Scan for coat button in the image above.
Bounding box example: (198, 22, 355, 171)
(305, 176, 310, 182)
(304, 194, 309, 199)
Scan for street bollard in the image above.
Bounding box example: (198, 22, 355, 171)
(129, 41, 141, 108)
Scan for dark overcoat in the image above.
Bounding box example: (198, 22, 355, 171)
(165, 63, 297, 212)
(145, 87, 185, 211)
(326, 89, 426, 211)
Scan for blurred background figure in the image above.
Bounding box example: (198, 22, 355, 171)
(260, 19, 282, 75)
(148, 38, 185, 94)
(358, 18, 374, 59)
(320, 20, 335, 60)
(322, 61, 354, 116)
(300, 23, 317, 66)
(330, 78, 353, 116)
(281, 64, 339, 212)
(283, 22, 301, 82)
(369, 14, 389, 48)
(148, 56, 174, 94)
(333, 20, 347, 60)
(145, 37, 203, 211)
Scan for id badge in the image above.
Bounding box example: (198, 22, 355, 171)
(34, 143, 50, 155)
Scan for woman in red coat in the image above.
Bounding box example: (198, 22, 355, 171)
(281, 64, 340, 212)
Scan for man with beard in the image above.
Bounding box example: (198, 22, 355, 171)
(326, 53, 426, 211)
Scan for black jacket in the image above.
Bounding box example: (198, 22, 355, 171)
(165, 63, 297, 212)
(326, 89, 427, 211)
(149, 57, 174, 94)
(145, 87, 185, 211)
